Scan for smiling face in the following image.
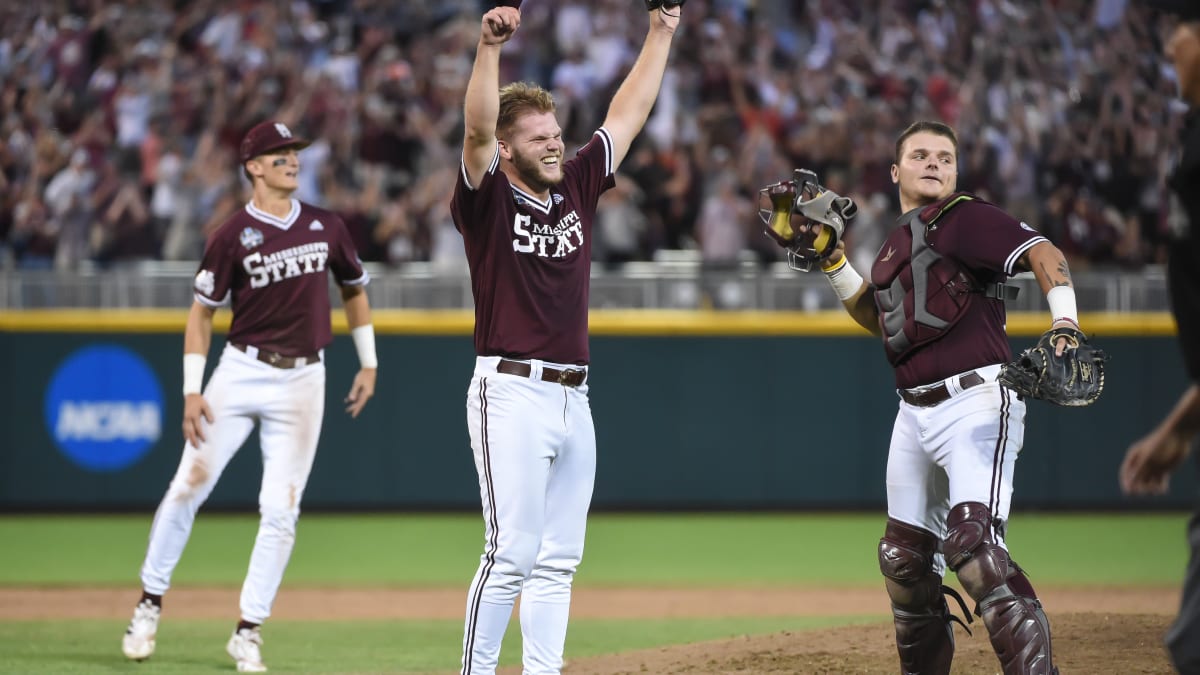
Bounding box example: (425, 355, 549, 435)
(245, 147, 301, 192)
(892, 130, 958, 210)
(499, 111, 565, 195)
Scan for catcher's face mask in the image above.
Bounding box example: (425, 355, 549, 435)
(757, 169, 857, 271)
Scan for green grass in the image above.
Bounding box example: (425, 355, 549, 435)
(0, 512, 1188, 587)
(0, 512, 1187, 673)
(0, 616, 880, 674)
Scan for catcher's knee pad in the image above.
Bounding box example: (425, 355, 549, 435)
(945, 502, 1056, 675)
(879, 519, 942, 608)
(879, 518, 964, 675)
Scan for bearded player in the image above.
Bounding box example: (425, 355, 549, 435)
(452, 2, 682, 674)
(121, 120, 379, 673)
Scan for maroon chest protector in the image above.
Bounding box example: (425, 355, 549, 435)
(872, 194, 1018, 365)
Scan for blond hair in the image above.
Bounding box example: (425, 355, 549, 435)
(497, 82, 556, 139)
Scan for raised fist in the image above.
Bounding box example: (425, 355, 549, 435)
(481, 7, 520, 45)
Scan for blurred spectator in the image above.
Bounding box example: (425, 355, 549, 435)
(43, 148, 94, 270)
(0, 0, 1187, 271)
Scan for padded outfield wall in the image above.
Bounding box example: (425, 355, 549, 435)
(0, 310, 1194, 510)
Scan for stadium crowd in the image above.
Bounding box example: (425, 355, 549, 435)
(0, 0, 1180, 274)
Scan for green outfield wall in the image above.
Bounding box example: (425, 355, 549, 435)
(1, 310, 1195, 510)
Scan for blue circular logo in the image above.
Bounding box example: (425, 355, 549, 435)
(44, 345, 164, 472)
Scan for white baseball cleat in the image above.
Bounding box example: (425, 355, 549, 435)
(121, 599, 161, 661)
(226, 627, 268, 672)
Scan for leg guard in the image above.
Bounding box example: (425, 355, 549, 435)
(944, 502, 1057, 675)
(879, 518, 967, 675)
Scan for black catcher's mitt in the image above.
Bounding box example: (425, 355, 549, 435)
(998, 327, 1107, 406)
(645, 0, 685, 10)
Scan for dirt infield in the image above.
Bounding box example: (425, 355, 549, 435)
(1, 586, 1179, 673)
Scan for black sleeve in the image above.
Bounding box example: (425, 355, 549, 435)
(1168, 240, 1200, 385)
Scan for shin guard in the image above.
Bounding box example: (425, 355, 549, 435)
(879, 518, 971, 675)
(944, 502, 1057, 675)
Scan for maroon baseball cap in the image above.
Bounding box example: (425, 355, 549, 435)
(239, 121, 310, 163)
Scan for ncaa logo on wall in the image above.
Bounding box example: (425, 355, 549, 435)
(43, 345, 164, 472)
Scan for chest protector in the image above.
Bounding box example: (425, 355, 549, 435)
(873, 194, 1018, 365)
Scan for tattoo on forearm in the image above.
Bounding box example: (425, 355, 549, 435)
(1039, 261, 1072, 288)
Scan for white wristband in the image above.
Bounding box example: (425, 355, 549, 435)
(1046, 286, 1079, 326)
(351, 324, 378, 369)
(183, 354, 206, 395)
(823, 257, 866, 302)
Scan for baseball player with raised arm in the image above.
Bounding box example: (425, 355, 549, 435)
(121, 120, 378, 673)
(764, 121, 1092, 675)
(452, 2, 682, 674)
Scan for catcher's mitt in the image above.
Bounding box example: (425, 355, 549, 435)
(645, 0, 685, 11)
(998, 326, 1107, 406)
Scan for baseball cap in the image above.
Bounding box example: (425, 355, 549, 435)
(1141, 0, 1200, 20)
(239, 121, 310, 163)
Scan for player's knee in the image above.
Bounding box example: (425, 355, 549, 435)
(944, 502, 1013, 602)
(166, 457, 216, 503)
(258, 507, 298, 540)
(879, 518, 942, 609)
(492, 531, 540, 581)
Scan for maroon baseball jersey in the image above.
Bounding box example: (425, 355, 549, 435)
(193, 199, 368, 356)
(451, 128, 616, 365)
(872, 198, 1047, 389)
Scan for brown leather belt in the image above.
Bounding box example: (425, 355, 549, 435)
(900, 371, 986, 408)
(232, 343, 321, 369)
(497, 359, 587, 387)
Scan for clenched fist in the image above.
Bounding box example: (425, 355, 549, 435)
(481, 7, 520, 46)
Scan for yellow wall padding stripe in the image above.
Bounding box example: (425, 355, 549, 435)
(0, 309, 1177, 337)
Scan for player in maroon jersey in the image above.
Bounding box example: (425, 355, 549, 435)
(452, 4, 681, 675)
(795, 121, 1079, 674)
(122, 120, 379, 673)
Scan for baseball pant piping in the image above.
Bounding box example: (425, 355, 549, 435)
(461, 358, 595, 675)
(462, 377, 500, 675)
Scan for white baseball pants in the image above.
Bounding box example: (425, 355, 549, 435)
(139, 343, 325, 623)
(461, 356, 596, 675)
(885, 364, 1027, 574)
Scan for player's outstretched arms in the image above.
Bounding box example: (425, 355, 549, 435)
(341, 284, 377, 418)
(182, 301, 216, 447)
(818, 243, 880, 335)
(462, 6, 520, 187)
(1120, 384, 1200, 495)
(600, 2, 681, 170)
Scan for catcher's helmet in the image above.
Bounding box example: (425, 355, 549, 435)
(757, 169, 857, 271)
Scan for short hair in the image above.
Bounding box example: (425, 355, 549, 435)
(497, 82, 556, 139)
(894, 121, 958, 164)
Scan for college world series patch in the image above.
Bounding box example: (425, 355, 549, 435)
(240, 227, 264, 250)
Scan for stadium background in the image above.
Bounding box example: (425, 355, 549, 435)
(1, 0, 1194, 673)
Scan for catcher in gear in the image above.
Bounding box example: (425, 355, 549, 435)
(767, 121, 1088, 675)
